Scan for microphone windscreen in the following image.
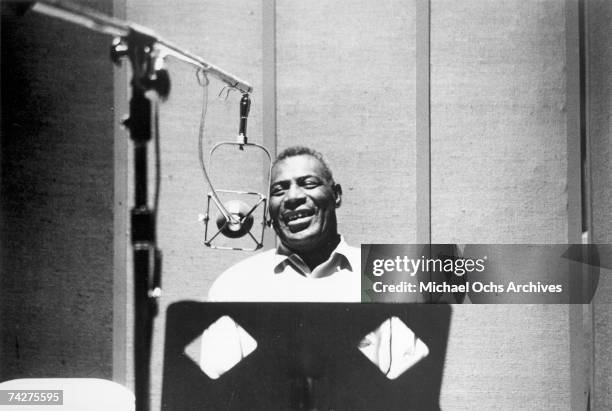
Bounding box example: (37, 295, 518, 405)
(215, 200, 254, 239)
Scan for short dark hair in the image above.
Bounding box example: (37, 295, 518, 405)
(272, 146, 334, 183)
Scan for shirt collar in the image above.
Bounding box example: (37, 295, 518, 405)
(274, 236, 354, 278)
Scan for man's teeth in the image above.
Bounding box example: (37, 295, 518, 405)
(287, 211, 310, 221)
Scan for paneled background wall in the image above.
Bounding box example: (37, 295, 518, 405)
(430, 1, 579, 409)
(2, 0, 611, 410)
(122, 0, 266, 405)
(0, 0, 115, 381)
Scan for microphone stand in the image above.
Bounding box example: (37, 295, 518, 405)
(114, 29, 168, 411)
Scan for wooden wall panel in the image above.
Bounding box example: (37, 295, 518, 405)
(0, 1, 114, 380)
(442, 306, 571, 409)
(276, 0, 418, 245)
(430, 1, 576, 409)
(431, 0, 570, 244)
(125, 0, 265, 294)
(124, 1, 263, 408)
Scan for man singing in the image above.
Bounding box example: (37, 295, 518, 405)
(203, 147, 425, 382)
(208, 146, 360, 302)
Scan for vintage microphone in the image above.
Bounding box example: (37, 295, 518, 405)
(201, 93, 272, 251)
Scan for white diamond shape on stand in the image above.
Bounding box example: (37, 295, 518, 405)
(357, 316, 429, 379)
(184, 315, 257, 379)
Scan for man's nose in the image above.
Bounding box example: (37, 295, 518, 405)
(284, 183, 306, 206)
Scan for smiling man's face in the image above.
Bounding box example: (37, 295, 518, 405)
(269, 154, 341, 253)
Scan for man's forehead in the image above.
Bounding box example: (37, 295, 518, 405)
(271, 155, 327, 182)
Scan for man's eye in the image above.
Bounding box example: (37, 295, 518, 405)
(270, 187, 285, 196)
(302, 180, 320, 188)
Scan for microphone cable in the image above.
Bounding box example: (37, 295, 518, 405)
(196, 70, 235, 224)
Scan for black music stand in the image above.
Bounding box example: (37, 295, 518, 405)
(162, 302, 451, 411)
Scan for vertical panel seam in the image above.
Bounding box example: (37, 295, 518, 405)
(416, 0, 431, 245)
(580, 0, 596, 404)
(566, 1, 582, 243)
(566, 1, 590, 410)
(262, 0, 277, 249)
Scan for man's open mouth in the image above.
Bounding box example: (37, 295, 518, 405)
(282, 209, 315, 227)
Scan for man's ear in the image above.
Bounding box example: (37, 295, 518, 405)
(333, 183, 342, 208)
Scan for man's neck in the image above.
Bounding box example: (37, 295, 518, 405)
(291, 234, 341, 271)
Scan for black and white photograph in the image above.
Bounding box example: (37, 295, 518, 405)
(1, 0, 611, 410)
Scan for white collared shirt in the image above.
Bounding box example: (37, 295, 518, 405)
(208, 237, 361, 302)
